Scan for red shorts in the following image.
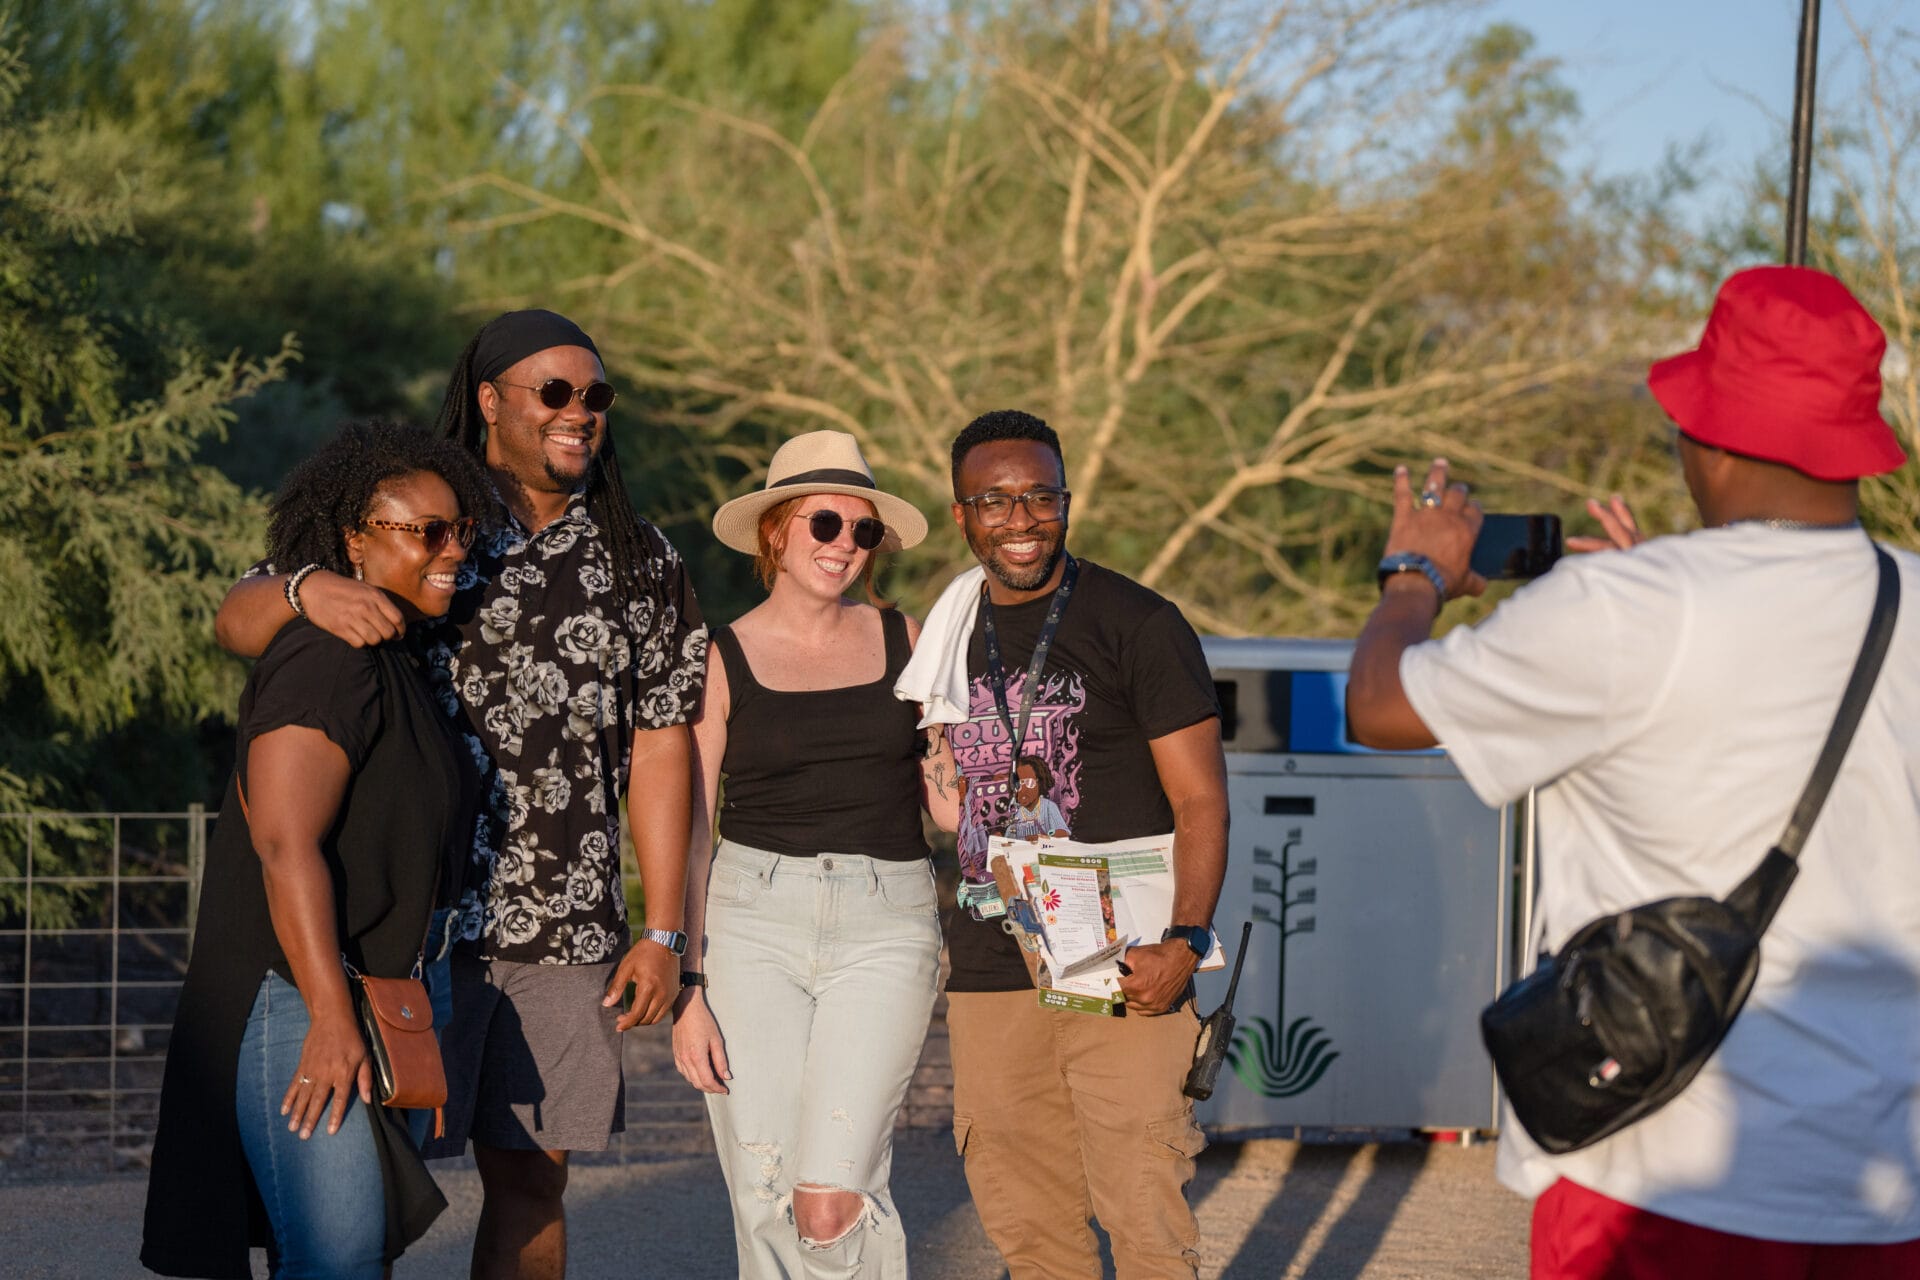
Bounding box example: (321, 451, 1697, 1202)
(1532, 1178, 1920, 1280)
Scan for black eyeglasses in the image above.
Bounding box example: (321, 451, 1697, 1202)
(795, 509, 886, 550)
(956, 487, 1069, 527)
(493, 377, 617, 414)
(364, 516, 479, 555)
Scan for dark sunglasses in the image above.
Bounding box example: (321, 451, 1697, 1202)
(364, 516, 479, 555)
(797, 509, 886, 551)
(494, 377, 617, 414)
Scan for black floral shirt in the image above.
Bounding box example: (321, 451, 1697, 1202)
(411, 492, 707, 964)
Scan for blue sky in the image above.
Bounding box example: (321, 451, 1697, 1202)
(1481, 0, 1905, 224)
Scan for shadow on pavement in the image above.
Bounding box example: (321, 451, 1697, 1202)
(1298, 1143, 1433, 1279)
(1203, 1139, 1435, 1280)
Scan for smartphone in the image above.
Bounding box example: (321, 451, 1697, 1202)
(1471, 513, 1563, 581)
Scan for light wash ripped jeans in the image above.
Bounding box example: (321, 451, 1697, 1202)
(703, 841, 942, 1279)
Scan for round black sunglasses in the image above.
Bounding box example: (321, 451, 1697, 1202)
(493, 377, 617, 414)
(796, 509, 886, 550)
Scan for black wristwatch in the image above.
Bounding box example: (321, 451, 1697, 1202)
(1161, 924, 1211, 961)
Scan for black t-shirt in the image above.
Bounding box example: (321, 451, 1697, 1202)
(144, 622, 473, 1277)
(942, 560, 1219, 992)
(714, 608, 929, 861)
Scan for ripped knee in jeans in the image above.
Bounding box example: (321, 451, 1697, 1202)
(792, 1183, 884, 1250)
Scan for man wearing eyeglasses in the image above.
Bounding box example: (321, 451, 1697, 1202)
(934, 409, 1228, 1279)
(214, 311, 707, 1280)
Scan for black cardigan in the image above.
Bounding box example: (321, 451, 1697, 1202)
(142, 623, 471, 1278)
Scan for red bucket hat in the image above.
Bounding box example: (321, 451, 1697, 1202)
(1647, 266, 1906, 481)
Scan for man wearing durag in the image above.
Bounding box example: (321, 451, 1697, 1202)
(214, 309, 708, 1279)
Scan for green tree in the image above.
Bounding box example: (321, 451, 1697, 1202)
(0, 27, 294, 814)
(7, 0, 464, 492)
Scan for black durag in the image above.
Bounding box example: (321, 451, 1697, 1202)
(470, 310, 600, 383)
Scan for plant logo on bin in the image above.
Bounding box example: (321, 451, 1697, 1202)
(1229, 829, 1339, 1098)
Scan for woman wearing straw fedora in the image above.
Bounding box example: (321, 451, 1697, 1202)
(673, 430, 959, 1278)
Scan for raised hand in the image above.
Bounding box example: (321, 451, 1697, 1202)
(1566, 494, 1645, 554)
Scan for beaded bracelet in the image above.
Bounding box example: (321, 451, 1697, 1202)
(284, 563, 323, 619)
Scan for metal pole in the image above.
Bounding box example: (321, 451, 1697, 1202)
(1785, 0, 1822, 266)
(109, 815, 121, 1172)
(1518, 790, 1539, 975)
(21, 815, 33, 1146)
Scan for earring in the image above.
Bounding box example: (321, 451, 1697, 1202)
(354, 563, 365, 582)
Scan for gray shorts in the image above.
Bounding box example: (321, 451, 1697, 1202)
(422, 948, 627, 1156)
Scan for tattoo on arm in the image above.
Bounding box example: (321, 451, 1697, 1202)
(932, 762, 951, 798)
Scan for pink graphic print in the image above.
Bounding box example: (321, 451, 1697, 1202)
(951, 670, 1088, 878)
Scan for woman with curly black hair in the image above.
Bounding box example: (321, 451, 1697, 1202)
(143, 422, 491, 1280)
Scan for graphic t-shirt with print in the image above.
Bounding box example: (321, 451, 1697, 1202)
(944, 559, 1218, 993)
(417, 491, 707, 964)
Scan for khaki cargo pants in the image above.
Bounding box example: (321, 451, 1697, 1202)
(948, 990, 1206, 1279)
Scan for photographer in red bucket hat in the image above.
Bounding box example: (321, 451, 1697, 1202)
(1347, 265, 1920, 1279)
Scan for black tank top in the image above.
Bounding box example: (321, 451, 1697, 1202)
(714, 608, 930, 861)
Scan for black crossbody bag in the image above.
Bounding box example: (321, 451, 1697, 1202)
(1481, 545, 1900, 1156)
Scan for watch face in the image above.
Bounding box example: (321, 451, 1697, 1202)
(1166, 926, 1208, 957)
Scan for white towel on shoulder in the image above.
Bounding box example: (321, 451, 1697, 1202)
(894, 566, 986, 727)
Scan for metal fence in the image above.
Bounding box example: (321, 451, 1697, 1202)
(0, 809, 724, 1181)
(0, 809, 948, 1182)
(0, 810, 207, 1177)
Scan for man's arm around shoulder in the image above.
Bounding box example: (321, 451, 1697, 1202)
(216, 570, 406, 658)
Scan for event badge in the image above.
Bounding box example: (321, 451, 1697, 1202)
(958, 878, 1006, 920)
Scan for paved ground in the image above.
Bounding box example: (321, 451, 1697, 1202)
(3, 1131, 1530, 1278)
(4, 1013, 1532, 1277)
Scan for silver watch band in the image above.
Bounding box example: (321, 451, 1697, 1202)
(639, 927, 688, 956)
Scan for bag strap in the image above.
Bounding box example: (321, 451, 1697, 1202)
(1729, 544, 1899, 934)
(1775, 545, 1900, 860)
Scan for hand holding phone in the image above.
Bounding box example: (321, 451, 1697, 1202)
(1470, 514, 1563, 581)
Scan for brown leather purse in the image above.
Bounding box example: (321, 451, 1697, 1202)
(347, 963, 447, 1138)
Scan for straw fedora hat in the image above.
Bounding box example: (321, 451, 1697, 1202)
(712, 430, 928, 554)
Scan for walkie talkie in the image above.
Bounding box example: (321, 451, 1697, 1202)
(1182, 922, 1254, 1101)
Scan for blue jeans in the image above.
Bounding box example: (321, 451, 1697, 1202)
(703, 842, 942, 1278)
(234, 970, 386, 1279)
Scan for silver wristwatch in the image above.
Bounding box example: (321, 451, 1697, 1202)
(639, 928, 689, 956)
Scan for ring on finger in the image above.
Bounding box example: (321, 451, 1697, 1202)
(300, 1075, 313, 1084)
(1418, 489, 1442, 508)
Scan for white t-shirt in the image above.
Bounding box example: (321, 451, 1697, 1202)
(1401, 525, 1920, 1244)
